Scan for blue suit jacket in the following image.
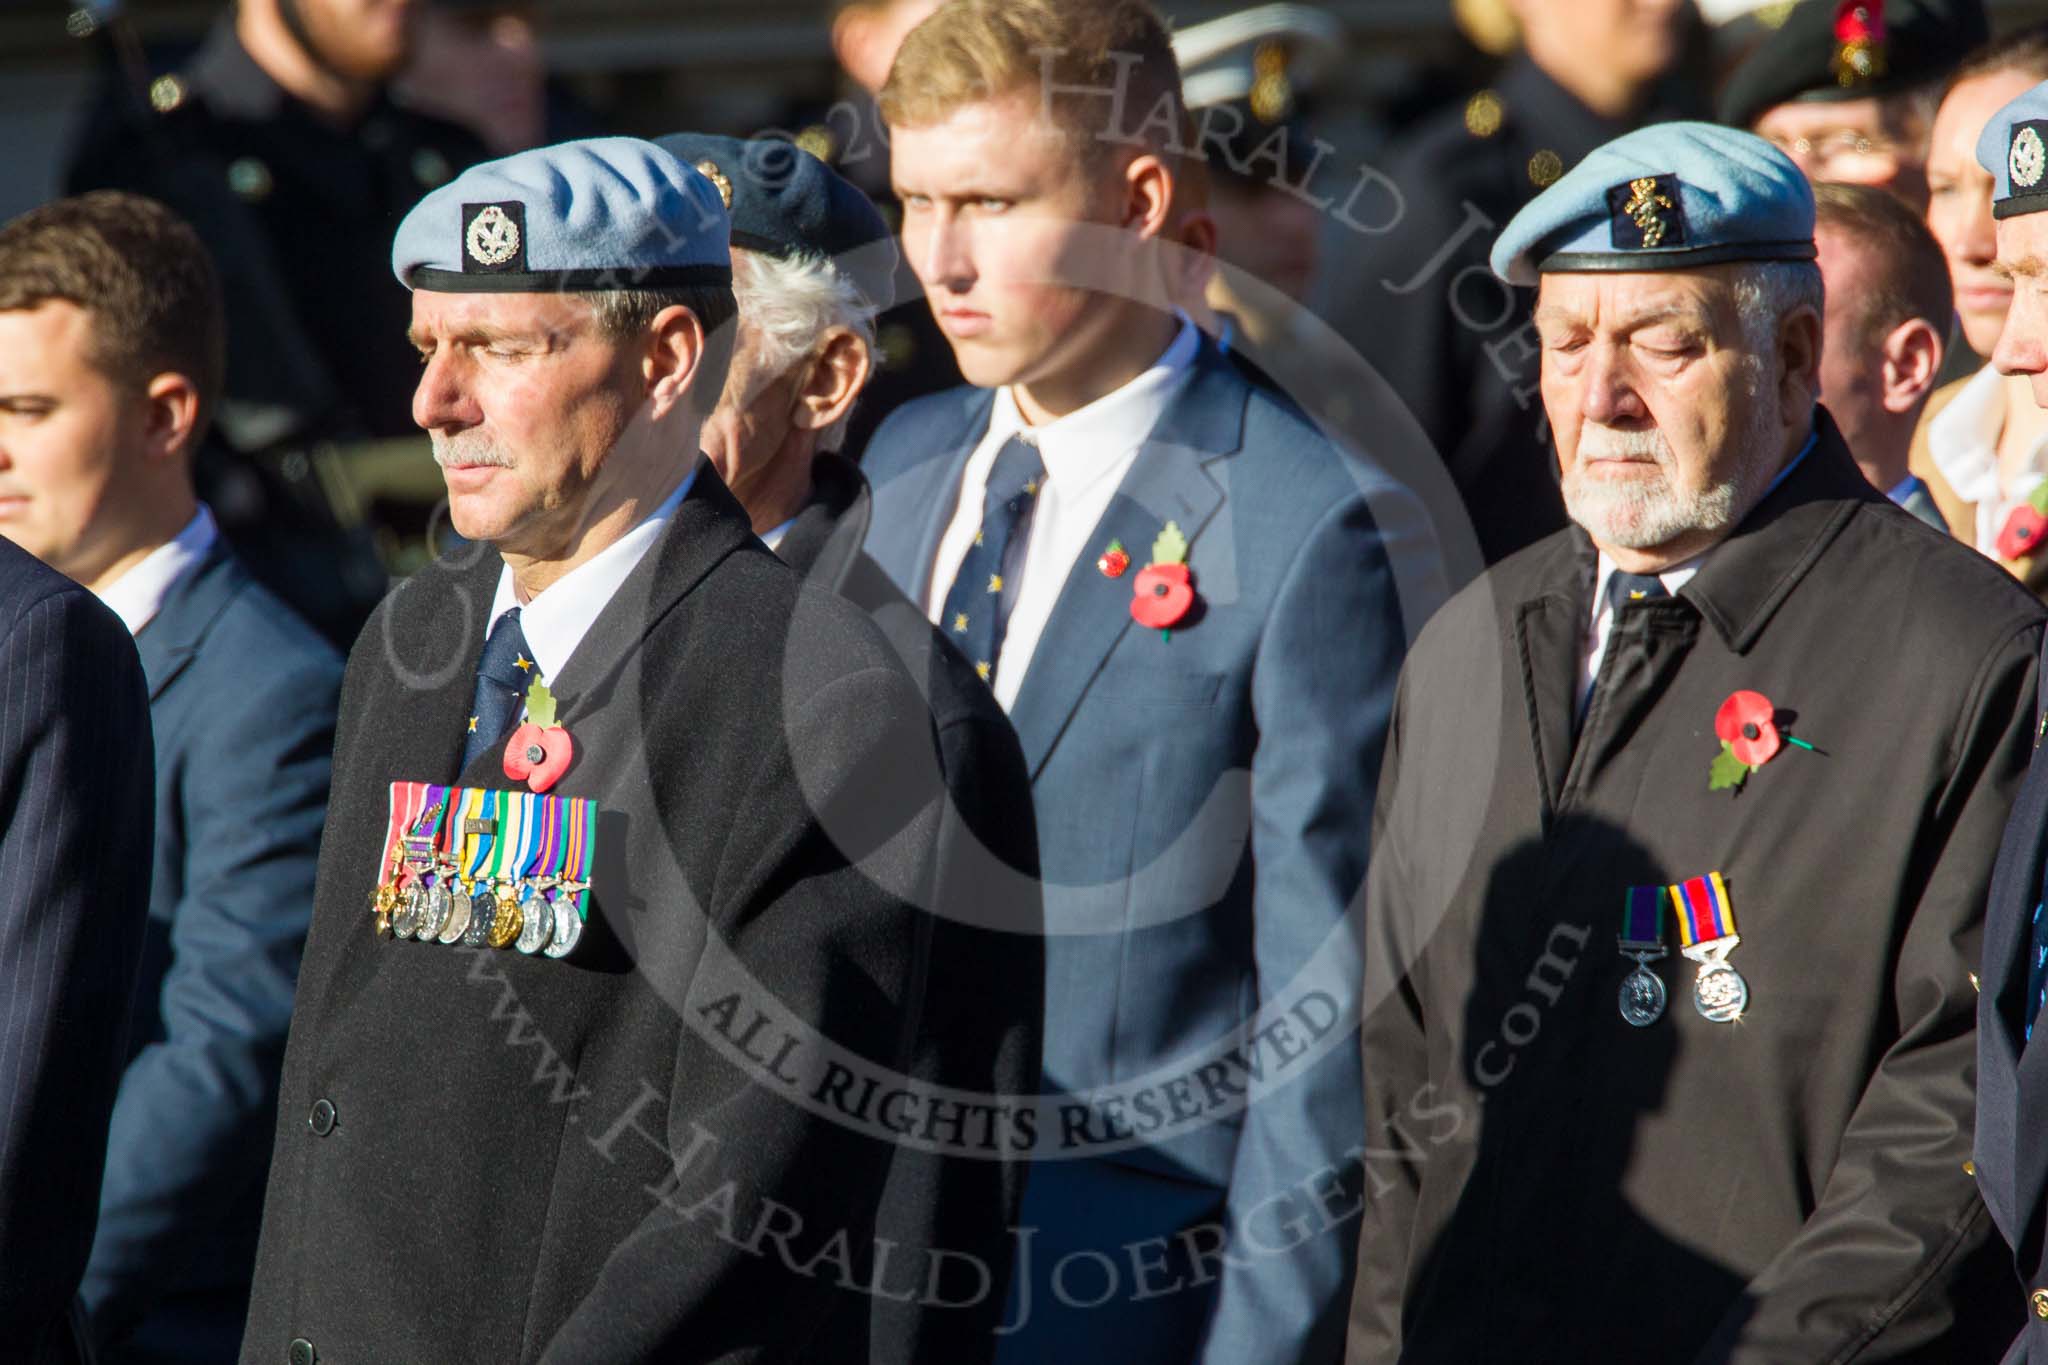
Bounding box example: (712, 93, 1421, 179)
(861, 338, 1444, 1365)
(0, 536, 154, 1365)
(1980, 630, 2048, 1364)
(80, 544, 340, 1360)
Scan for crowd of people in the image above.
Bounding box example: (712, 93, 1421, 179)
(16, 0, 2048, 1361)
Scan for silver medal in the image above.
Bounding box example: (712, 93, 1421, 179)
(1619, 960, 1667, 1026)
(515, 893, 553, 954)
(417, 883, 451, 941)
(545, 895, 584, 959)
(460, 888, 496, 947)
(437, 886, 472, 944)
(1693, 961, 1749, 1023)
(390, 884, 423, 939)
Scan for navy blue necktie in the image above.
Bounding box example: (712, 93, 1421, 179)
(463, 607, 532, 770)
(940, 437, 1046, 686)
(1606, 571, 1669, 614)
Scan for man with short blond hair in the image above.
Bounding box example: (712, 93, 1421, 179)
(865, 2, 1444, 1361)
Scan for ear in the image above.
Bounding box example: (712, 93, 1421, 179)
(1877, 316, 1944, 415)
(643, 303, 710, 420)
(1121, 153, 1175, 243)
(1168, 207, 1219, 309)
(140, 372, 204, 463)
(1775, 304, 1824, 425)
(788, 328, 873, 436)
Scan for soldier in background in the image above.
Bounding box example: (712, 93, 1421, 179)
(1721, 0, 1986, 214)
(1322, 0, 1697, 565)
(65, 0, 487, 642)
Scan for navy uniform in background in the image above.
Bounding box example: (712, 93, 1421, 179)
(0, 536, 155, 1365)
(65, 16, 486, 642)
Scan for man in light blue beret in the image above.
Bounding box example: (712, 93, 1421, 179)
(238, 136, 955, 1365)
(1348, 120, 2038, 1364)
(1967, 79, 2048, 1365)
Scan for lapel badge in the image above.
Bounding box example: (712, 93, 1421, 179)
(1130, 521, 1196, 639)
(1707, 689, 1819, 794)
(504, 677, 575, 793)
(694, 159, 734, 209)
(1607, 174, 1685, 252)
(1996, 485, 2048, 561)
(1097, 539, 1130, 578)
(463, 201, 526, 272)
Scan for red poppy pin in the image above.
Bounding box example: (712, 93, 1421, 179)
(1996, 484, 2048, 560)
(504, 677, 574, 793)
(1130, 521, 1195, 638)
(1098, 540, 1130, 578)
(1708, 689, 1818, 793)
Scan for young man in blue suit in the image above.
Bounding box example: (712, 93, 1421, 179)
(0, 192, 341, 1363)
(863, 4, 1444, 1361)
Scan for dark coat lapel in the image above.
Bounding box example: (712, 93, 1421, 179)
(1978, 722, 2047, 1243)
(775, 453, 869, 598)
(1005, 343, 1237, 778)
(1508, 531, 1594, 823)
(134, 540, 241, 702)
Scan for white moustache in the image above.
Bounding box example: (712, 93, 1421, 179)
(430, 432, 514, 469)
(1578, 426, 1669, 462)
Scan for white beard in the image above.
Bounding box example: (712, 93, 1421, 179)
(1562, 389, 1781, 551)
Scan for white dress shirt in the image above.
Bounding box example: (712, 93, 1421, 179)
(96, 504, 219, 637)
(486, 464, 698, 685)
(1924, 361, 2048, 556)
(924, 319, 1201, 711)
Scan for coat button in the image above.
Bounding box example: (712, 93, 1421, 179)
(288, 1338, 317, 1365)
(2031, 1289, 2048, 1319)
(307, 1098, 336, 1136)
(1964, 1160, 1977, 1177)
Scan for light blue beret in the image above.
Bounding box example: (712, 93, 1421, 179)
(1975, 81, 2048, 219)
(391, 136, 731, 292)
(1489, 122, 1816, 287)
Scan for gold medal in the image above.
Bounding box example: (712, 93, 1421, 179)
(489, 883, 523, 949)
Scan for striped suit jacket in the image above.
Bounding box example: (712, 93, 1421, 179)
(0, 536, 155, 1364)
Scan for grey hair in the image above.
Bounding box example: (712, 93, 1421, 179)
(728, 248, 885, 453)
(1730, 260, 1824, 397)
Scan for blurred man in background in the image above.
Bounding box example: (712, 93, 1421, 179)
(670, 129, 1043, 1365)
(1912, 29, 2048, 589)
(1325, 0, 1694, 565)
(0, 190, 339, 1364)
(1724, 0, 1986, 213)
(65, 0, 486, 641)
(1812, 182, 1950, 527)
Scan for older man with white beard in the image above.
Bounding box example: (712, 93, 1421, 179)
(1346, 122, 2040, 1365)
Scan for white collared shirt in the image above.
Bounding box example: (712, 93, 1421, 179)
(96, 504, 219, 637)
(1925, 361, 2048, 556)
(924, 318, 1201, 712)
(486, 464, 698, 685)
(1580, 550, 1704, 702)
(759, 516, 797, 553)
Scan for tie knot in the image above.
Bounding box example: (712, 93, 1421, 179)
(1605, 571, 1669, 615)
(477, 607, 533, 691)
(987, 436, 1046, 508)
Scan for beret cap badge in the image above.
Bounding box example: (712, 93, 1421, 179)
(694, 159, 734, 210)
(1830, 0, 1887, 87)
(463, 202, 525, 272)
(2014, 126, 2047, 191)
(1608, 174, 1687, 252)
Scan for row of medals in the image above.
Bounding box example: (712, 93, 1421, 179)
(1619, 948, 1748, 1026)
(371, 869, 587, 959)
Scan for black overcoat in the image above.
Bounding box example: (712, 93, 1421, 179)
(1347, 417, 2042, 1363)
(241, 471, 956, 1363)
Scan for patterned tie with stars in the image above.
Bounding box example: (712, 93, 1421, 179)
(940, 436, 1046, 686)
(462, 607, 534, 770)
